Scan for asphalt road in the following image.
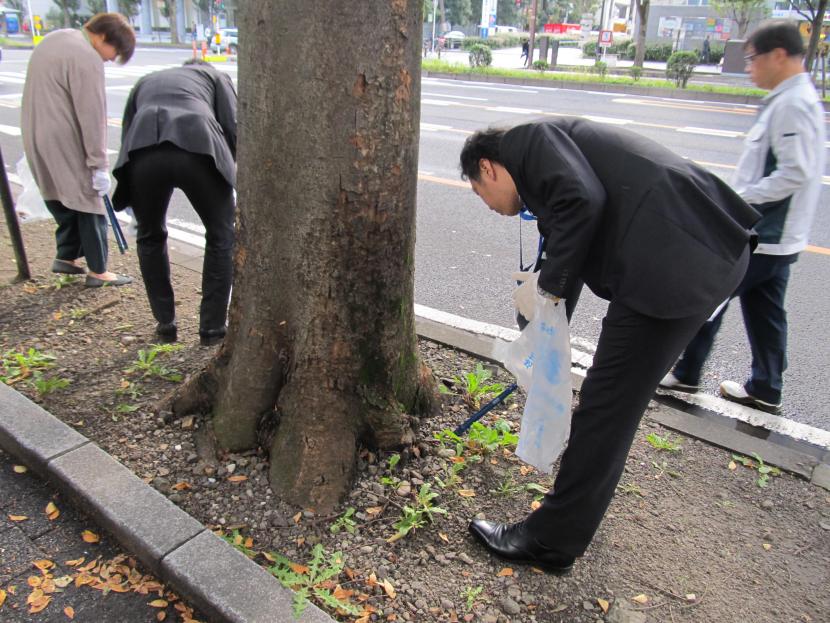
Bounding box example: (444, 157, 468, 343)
(0, 47, 828, 431)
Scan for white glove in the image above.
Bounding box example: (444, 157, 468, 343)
(512, 271, 540, 322)
(91, 169, 111, 196)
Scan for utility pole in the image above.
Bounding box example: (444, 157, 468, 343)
(527, 0, 538, 67)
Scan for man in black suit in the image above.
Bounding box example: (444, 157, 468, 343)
(460, 119, 759, 573)
(112, 59, 237, 346)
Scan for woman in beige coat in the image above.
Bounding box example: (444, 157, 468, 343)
(22, 13, 136, 286)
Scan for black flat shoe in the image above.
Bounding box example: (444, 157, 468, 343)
(199, 327, 226, 347)
(155, 321, 177, 344)
(51, 259, 86, 275)
(468, 519, 574, 574)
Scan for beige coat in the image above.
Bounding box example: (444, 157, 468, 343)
(22, 29, 108, 215)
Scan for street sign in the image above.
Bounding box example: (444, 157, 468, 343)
(599, 29, 613, 47)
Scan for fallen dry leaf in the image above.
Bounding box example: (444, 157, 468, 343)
(53, 576, 73, 589)
(28, 576, 42, 587)
(597, 598, 609, 613)
(13, 465, 28, 473)
(631, 593, 649, 604)
(45, 502, 60, 521)
(381, 579, 396, 600)
(64, 606, 75, 619)
(171, 482, 191, 491)
(762, 543, 772, 551)
(149, 599, 169, 608)
(29, 594, 51, 613)
(728, 461, 737, 470)
(292, 512, 302, 524)
(157, 611, 167, 621)
(262, 552, 276, 563)
(497, 567, 514, 577)
(457, 489, 476, 497)
(530, 500, 542, 511)
(64, 557, 85, 567)
(519, 466, 533, 476)
(0, 588, 6, 607)
(81, 530, 100, 543)
(33, 559, 55, 571)
(365, 506, 383, 516)
(227, 475, 247, 483)
(438, 532, 450, 544)
(9, 514, 28, 522)
(289, 563, 309, 575)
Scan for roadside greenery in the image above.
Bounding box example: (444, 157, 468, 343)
(667, 51, 699, 88)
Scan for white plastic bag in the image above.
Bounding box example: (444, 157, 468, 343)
(15, 157, 50, 222)
(499, 295, 572, 473)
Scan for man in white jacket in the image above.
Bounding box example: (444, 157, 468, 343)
(661, 21, 826, 413)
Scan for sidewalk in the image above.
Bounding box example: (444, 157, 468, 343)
(1, 218, 829, 623)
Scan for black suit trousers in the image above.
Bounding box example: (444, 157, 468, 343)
(523, 301, 710, 557)
(126, 144, 235, 332)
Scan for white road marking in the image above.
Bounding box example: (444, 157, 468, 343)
(0, 124, 21, 136)
(486, 106, 543, 114)
(677, 126, 743, 138)
(420, 123, 453, 132)
(421, 98, 456, 106)
(422, 92, 487, 101)
(581, 115, 631, 125)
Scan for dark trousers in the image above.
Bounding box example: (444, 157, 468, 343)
(523, 301, 710, 557)
(672, 253, 797, 404)
(46, 200, 109, 274)
(127, 144, 235, 332)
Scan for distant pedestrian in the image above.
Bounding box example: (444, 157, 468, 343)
(661, 22, 826, 413)
(701, 35, 711, 64)
(521, 40, 529, 63)
(112, 59, 237, 346)
(21, 13, 135, 287)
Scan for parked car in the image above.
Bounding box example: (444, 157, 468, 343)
(211, 28, 238, 54)
(442, 30, 466, 49)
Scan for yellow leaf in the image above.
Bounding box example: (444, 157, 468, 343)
(457, 489, 476, 497)
(9, 514, 28, 522)
(33, 559, 55, 571)
(631, 594, 649, 604)
(365, 506, 384, 516)
(597, 598, 609, 614)
(438, 532, 450, 544)
(244, 537, 254, 549)
(381, 579, 396, 600)
(519, 466, 533, 476)
(289, 563, 309, 574)
(262, 552, 276, 562)
(54, 576, 73, 588)
(0, 588, 5, 607)
(29, 595, 52, 613)
(13, 465, 28, 473)
(728, 461, 737, 471)
(227, 475, 247, 483)
(497, 568, 513, 577)
(64, 606, 75, 619)
(53, 311, 63, 321)
(292, 512, 302, 524)
(64, 557, 85, 567)
(28, 576, 42, 587)
(149, 599, 169, 608)
(530, 500, 542, 511)
(45, 502, 60, 521)
(762, 543, 772, 551)
(82, 530, 100, 543)
(171, 482, 191, 491)
(27, 588, 44, 604)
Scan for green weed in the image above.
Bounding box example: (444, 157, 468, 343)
(32, 376, 70, 396)
(434, 457, 468, 489)
(267, 544, 360, 618)
(646, 432, 682, 452)
(617, 482, 644, 497)
(448, 364, 506, 409)
(461, 585, 483, 611)
(329, 507, 357, 535)
(126, 343, 184, 382)
(1, 348, 56, 383)
(468, 419, 517, 453)
(731, 453, 781, 488)
(390, 483, 447, 542)
(69, 307, 89, 320)
(221, 529, 256, 559)
(52, 274, 79, 290)
(651, 460, 681, 479)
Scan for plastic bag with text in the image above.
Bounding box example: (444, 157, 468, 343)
(15, 157, 50, 222)
(499, 296, 572, 473)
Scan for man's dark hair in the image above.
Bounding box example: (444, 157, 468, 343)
(745, 21, 805, 57)
(85, 12, 136, 64)
(459, 128, 506, 181)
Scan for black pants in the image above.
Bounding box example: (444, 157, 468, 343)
(127, 144, 235, 332)
(523, 301, 710, 557)
(672, 253, 797, 404)
(46, 200, 109, 274)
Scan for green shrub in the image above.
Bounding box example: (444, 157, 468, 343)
(532, 59, 549, 72)
(593, 60, 608, 79)
(666, 50, 699, 88)
(468, 44, 493, 68)
(629, 65, 643, 81)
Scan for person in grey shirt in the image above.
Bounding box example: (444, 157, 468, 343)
(661, 21, 826, 413)
(112, 59, 237, 346)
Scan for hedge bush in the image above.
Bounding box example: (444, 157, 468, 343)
(666, 50, 699, 88)
(468, 44, 493, 68)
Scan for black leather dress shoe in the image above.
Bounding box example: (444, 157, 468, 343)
(199, 327, 226, 347)
(155, 321, 177, 344)
(468, 519, 574, 574)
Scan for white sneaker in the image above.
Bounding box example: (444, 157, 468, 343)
(658, 372, 699, 394)
(719, 380, 781, 414)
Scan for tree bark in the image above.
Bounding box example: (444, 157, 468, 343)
(634, 0, 648, 68)
(804, 0, 829, 73)
(173, 0, 433, 512)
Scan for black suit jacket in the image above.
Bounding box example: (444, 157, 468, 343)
(501, 119, 760, 319)
(112, 64, 237, 209)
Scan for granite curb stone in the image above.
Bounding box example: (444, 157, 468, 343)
(0, 381, 89, 475)
(162, 530, 334, 623)
(0, 384, 335, 623)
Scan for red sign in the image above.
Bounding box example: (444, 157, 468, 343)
(599, 29, 613, 46)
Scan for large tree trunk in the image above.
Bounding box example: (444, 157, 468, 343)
(805, 0, 828, 73)
(166, 0, 179, 44)
(634, 0, 648, 68)
(171, 0, 434, 512)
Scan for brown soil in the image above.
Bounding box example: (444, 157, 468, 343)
(2, 220, 829, 623)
